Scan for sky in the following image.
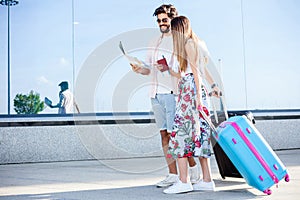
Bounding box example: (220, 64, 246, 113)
(0, 0, 299, 114)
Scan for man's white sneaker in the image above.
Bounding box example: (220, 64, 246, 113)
(156, 174, 178, 187)
(163, 180, 193, 194)
(189, 165, 200, 184)
(192, 179, 215, 191)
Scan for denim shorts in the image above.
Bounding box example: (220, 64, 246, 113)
(151, 93, 176, 133)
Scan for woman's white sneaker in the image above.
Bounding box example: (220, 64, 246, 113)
(192, 179, 215, 191)
(163, 180, 193, 194)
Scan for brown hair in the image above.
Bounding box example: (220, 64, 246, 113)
(153, 4, 178, 19)
(171, 16, 198, 72)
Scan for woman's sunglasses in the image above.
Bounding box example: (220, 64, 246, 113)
(157, 18, 169, 23)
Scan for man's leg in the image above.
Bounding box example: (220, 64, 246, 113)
(152, 97, 178, 187)
(160, 130, 177, 174)
(187, 157, 196, 167)
(187, 156, 200, 183)
(155, 129, 178, 187)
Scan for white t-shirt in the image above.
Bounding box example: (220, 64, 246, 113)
(146, 34, 179, 98)
(58, 89, 76, 114)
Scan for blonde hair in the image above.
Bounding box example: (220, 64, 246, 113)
(171, 16, 199, 72)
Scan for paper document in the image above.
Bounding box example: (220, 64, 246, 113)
(157, 56, 169, 72)
(44, 97, 52, 107)
(119, 41, 151, 69)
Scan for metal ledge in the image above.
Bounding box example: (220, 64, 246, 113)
(0, 109, 299, 127)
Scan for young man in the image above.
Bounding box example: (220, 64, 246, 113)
(49, 81, 80, 114)
(131, 4, 200, 187)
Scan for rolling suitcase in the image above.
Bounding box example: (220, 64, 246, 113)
(211, 110, 255, 179)
(209, 92, 254, 179)
(202, 67, 288, 194)
(203, 110, 290, 195)
(211, 135, 242, 179)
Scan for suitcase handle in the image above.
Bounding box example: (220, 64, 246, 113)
(198, 106, 219, 137)
(208, 90, 229, 123)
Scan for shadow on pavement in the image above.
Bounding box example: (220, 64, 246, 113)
(0, 184, 261, 200)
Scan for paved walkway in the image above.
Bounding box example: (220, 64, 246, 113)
(0, 149, 299, 200)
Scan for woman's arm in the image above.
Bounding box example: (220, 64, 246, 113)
(169, 67, 181, 78)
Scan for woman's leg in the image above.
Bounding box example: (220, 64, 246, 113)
(178, 157, 189, 183)
(199, 157, 212, 182)
(193, 157, 215, 191)
(163, 157, 193, 194)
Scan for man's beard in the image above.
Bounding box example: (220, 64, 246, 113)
(160, 25, 170, 33)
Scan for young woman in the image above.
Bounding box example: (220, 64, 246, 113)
(164, 16, 217, 194)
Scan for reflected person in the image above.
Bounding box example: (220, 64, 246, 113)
(48, 81, 80, 114)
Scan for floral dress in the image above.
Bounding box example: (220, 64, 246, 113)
(167, 73, 212, 159)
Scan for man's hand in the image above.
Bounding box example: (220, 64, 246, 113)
(131, 63, 150, 75)
(130, 63, 142, 73)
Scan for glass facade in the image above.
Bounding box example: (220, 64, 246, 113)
(0, 0, 299, 114)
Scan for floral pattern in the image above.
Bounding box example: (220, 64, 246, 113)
(167, 74, 212, 159)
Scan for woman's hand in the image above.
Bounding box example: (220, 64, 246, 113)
(209, 84, 221, 98)
(196, 94, 204, 111)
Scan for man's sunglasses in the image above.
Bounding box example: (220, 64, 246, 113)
(157, 18, 168, 23)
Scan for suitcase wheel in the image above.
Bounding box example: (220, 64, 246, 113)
(263, 189, 272, 195)
(285, 174, 290, 182)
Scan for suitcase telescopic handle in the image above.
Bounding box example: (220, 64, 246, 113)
(208, 90, 229, 121)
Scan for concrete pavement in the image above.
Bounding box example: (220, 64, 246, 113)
(0, 149, 299, 200)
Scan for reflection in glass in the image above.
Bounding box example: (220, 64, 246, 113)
(0, 0, 19, 115)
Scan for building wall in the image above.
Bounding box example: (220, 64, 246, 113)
(1, 1, 299, 114)
(1, 117, 299, 164)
